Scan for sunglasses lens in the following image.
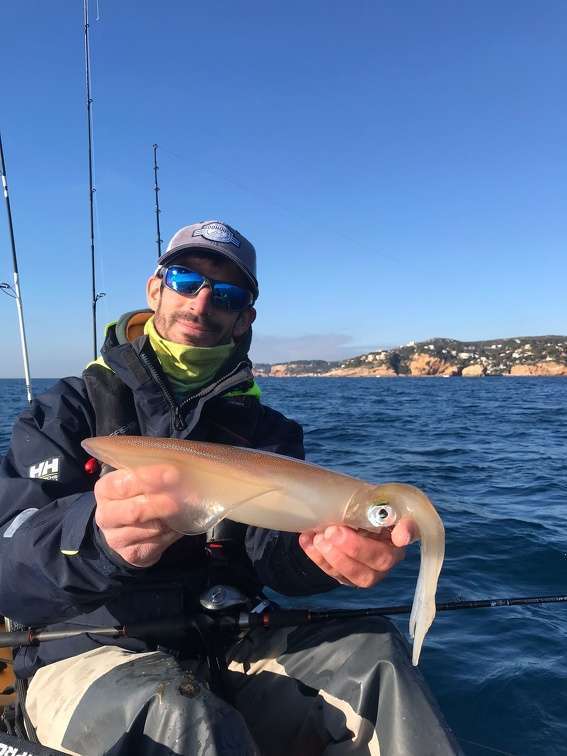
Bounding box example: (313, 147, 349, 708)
(212, 282, 252, 311)
(165, 267, 205, 295)
(164, 267, 252, 311)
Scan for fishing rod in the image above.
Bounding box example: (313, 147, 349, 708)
(83, 0, 105, 359)
(0, 131, 33, 404)
(1, 593, 565, 648)
(153, 144, 162, 258)
(240, 594, 567, 628)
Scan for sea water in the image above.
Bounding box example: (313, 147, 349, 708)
(1, 376, 566, 756)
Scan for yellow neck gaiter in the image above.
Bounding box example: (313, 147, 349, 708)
(145, 316, 234, 398)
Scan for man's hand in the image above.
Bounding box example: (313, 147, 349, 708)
(299, 517, 418, 588)
(94, 465, 186, 568)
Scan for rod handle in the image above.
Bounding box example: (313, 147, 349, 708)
(0, 631, 34, 648)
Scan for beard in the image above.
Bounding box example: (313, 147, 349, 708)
(153, 301, 226, 345)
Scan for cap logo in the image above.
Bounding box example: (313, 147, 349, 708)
(192, 222, 241, 248)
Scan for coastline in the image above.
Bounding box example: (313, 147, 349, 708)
(254, 336, 567, 379)
(255, 372, 567, 378)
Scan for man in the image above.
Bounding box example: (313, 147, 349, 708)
(0, 220, 461, 755)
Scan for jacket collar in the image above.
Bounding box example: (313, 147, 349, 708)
(99, 310, 255, 436)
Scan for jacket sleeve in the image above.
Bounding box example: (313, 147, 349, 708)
(0, 378, 141, 626)
(245, 403, 338, 596)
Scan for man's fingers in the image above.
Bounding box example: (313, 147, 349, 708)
(95, 469, 139, 501)
(391, 517, 419, 547)
(321, 526, 406, 573)
(93, 464, 185, 568)
(300, 523, 414, 589)
(101, 522, 178, 552)
(102, 530, 182, 568)
(301, 530, 387, 588)
(95, 465, 181, 502)
(299, 532, 347, 581)
(95, 492, 183, 529)
(311, 533, 393, 587)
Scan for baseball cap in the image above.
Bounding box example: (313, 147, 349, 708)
(157, 220, 258, 299)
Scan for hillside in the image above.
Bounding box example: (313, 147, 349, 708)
(253, 336, 567, 377)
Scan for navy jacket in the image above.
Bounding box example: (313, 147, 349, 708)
(0, 317, 336, 677)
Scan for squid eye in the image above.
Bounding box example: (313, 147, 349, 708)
(367, 503, 397, 528)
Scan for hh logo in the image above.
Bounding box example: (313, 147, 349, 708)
(29, 457, 60, 481)
(0, 742, 36, 755)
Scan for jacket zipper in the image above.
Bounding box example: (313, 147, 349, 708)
(178, 361, 251, 412)
(139, 352, 187, 430)
(139, 353, 253, 433)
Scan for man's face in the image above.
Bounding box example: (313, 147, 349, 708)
(146, 251, 256, 347)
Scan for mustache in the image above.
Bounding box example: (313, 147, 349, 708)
(172, 312, 222, 332)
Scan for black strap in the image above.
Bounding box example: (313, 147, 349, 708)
(190, 614, 233, 702)
(3, 618, 40, 744)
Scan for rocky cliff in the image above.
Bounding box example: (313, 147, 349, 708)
(254, 336, 567, 377)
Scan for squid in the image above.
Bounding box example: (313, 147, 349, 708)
(82, 435, 445, 664)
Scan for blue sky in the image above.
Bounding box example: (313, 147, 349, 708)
(1, 1, 566, 377)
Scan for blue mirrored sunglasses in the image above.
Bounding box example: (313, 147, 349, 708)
(161, 265, 253, 312)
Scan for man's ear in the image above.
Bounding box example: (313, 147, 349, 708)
(233, 306, 256, 340)
(146, 276, 162, 311)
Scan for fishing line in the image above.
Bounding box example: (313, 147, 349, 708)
(0, 283, 17, 300)
(156, 144, 431, 280)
